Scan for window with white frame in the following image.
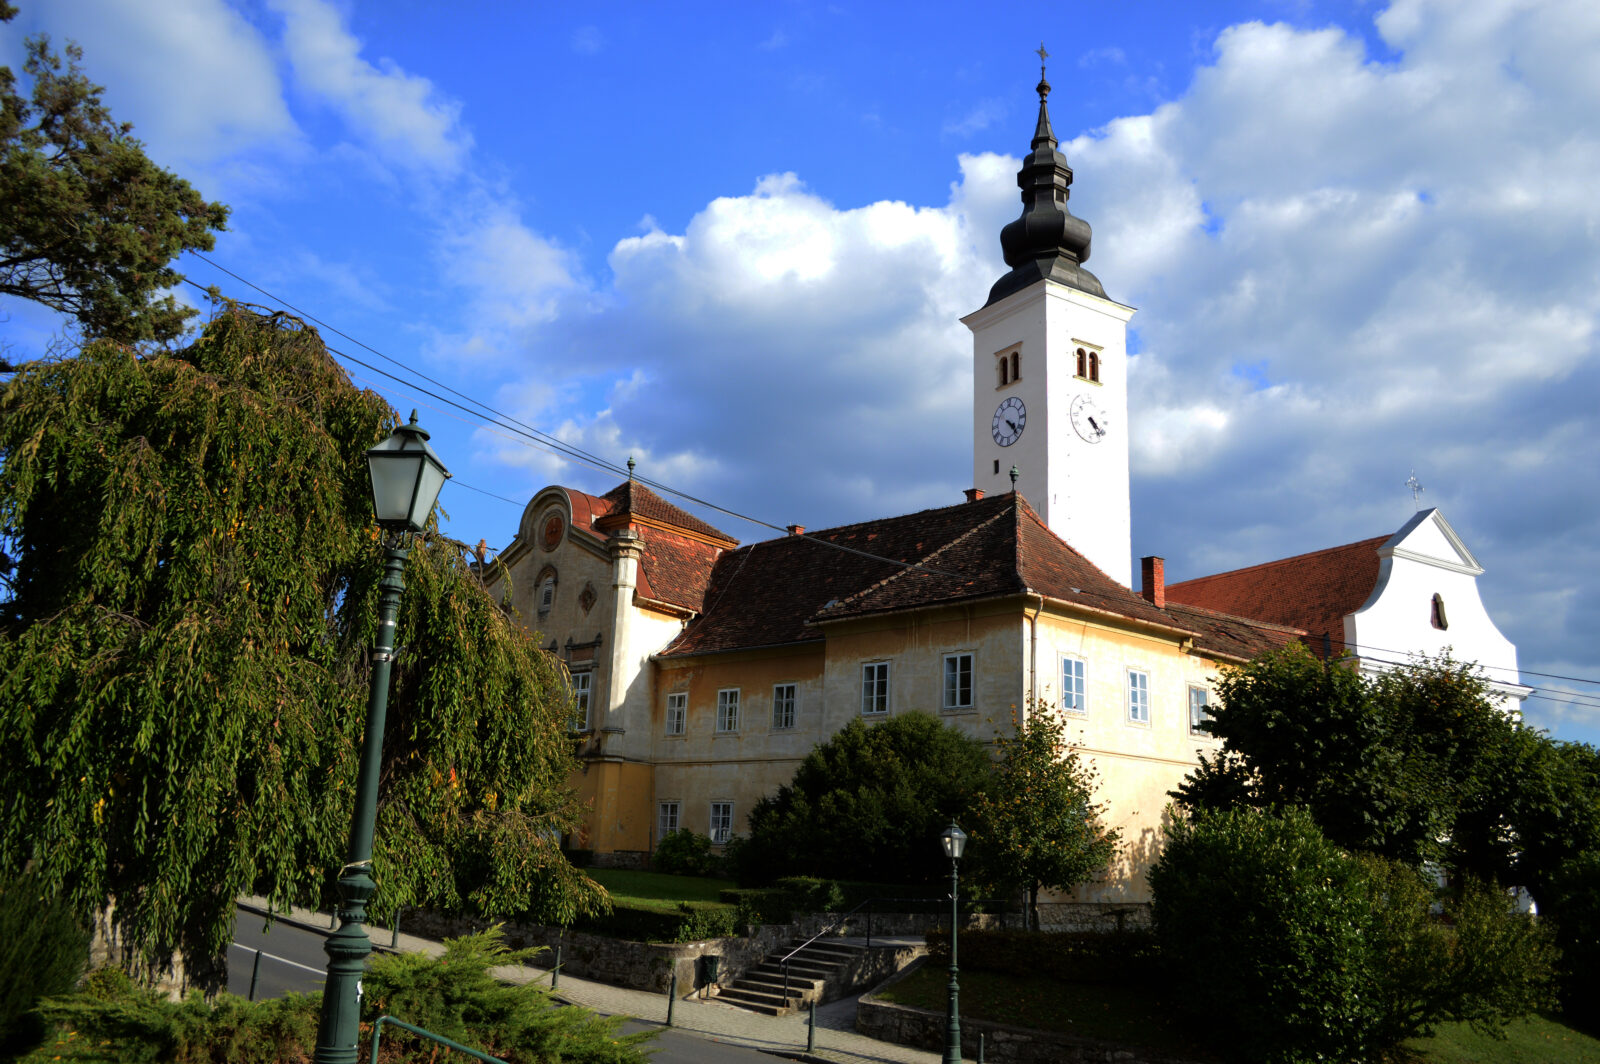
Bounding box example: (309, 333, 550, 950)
(772, 683, 797, 730)
(1061, 657, 1087, 714)
(665, 692, 687, 736)
(1188, 686, 1212, 735)
(658, 801, 680, 839)
(716, 688, 740, 733)
(861, 662, 890, 715)
(1127, 669, 1150, 724)
(709, 801, 734, 844)
(569, 670, 592, 732)
(943, 652, 974, 710)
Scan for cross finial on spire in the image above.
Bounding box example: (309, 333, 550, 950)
(1035, 42, 1051, 100)
(1036, 42, 1049, 68)
(1406, 470, 1425, 509)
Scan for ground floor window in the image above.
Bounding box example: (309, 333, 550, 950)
(1188, 685, 1211, 735)
(709, 801, 734, 844)
(658, 801, 679, 839)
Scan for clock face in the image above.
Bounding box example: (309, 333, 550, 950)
(1070, 394, 1110, 444)
(992, 396, 1027, 447)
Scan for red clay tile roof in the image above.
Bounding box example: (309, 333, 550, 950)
(1164, 536, 1388, 658)
(660, 493, 1227, 658)
(597, 481, 736, 545)
(636, 527, 722, 614)
(1165, 602, 1306, 664)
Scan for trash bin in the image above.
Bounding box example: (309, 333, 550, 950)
(703, 954, 721, 990)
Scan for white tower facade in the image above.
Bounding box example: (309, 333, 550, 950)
(964, 282, 1135, 587)
(963, 61, 1136, 588)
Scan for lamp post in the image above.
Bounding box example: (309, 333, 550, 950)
(314, 411, 450, 1064)
(939, 821, 968, 1064)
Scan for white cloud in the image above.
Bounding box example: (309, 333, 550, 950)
(571, 25, 604, 56)
(269, 0, 472, 174)
(19, 0, 297, 170)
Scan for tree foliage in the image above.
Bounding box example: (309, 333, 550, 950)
(1150, 806, 1557, 1064)
(1, 23, 228, 345)
(731, 713, 992, 886)
(973, 701, 1119, 929)
(0, 305, 605, 982)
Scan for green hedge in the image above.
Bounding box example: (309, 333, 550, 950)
(575, 901, 740, 943)
(925, 928, 1159, 985)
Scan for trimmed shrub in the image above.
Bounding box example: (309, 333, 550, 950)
(576, 900, 739, 943)
(653, 830, 720, 877)
(0, 873, 92, 1050)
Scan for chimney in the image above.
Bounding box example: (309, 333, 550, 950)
(964, 488, 985, 503)
(1140, 556, 1165, 608)
(786, 524, 805, 536)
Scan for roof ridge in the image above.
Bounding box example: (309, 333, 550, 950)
(1167, 534, 1390, 588)
(781, 493, 1007, 544)
(815, 504, 1016, 617)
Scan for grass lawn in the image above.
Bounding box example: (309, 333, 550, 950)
(586, 868, 736, 912)
(875, 967, 1600, 1063)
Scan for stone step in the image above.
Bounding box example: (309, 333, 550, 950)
(715, 984, 801, 1015)
(739, 971, 823, 996)
(754, 960, 834, 980)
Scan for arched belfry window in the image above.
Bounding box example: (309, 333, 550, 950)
(997, 360, 1008, 388)
(996, 348, 1022, 388)
(1010, 350, 1020, 382)
(1431, 593, 1448, 630)
(1089, 352, 1101, 383)
(1076, 347, 1088, 378)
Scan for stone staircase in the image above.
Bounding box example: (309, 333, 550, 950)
(714, 938, 869, 1016)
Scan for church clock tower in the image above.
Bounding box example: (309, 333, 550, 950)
(961, 52, 1136, 588)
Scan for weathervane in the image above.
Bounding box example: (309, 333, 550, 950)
(1406, 470, 1424, 509)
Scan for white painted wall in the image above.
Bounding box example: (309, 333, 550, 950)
(1346, 509, 1528, 706)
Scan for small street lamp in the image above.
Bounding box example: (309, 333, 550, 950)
(314, 411, 450, 1064)
(940, 821, 968, 1064)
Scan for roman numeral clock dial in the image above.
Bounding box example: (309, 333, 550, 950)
(992, 396, 1026, 447)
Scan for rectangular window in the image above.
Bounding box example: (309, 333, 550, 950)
(658, 801, 680, 839)
(861, 662, 890, 715)
(1061, 657, 1087, 714)
(709, 801, 734, 844)
(665, 692, 686, 736)
(1189, 686, 1211, 735)
(716, 688, 740, 733)
(943, 653, 974, 709)
(772, 683, 797, 730)
(569, 671, 592, 732)
(1127, 669, 1150, 724)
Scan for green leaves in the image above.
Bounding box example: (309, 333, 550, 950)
(0, 306, 599, 980)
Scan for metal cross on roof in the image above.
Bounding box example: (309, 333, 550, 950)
(1406, 470, 1425, 509)
(1036, 42, 1049, 65)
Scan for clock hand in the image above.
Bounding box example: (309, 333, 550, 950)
(1006, 419, 1019, 433)
(1089, 416, 1102, 435)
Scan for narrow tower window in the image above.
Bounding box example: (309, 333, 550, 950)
(1089, 352, 1101, 383)
(998, 361, 1008, 388)
(1431, 593, 1449, 630)
(1010, 350, 1020, 382)
(1076, 347, 1087, 378)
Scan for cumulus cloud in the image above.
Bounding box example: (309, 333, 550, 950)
(269, 0, 472, 174)
(17, 0, 298, 170)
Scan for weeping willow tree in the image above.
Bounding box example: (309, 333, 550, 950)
(0, 305, 606, 981)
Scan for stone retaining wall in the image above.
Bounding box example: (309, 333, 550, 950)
(856, 977, 1203, 1064)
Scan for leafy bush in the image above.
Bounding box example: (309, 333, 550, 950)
(13, 927, 653, 1063)
(0, 874, 91, 1050)
(733, 714, 992, 886)
(577, 900, 739, 943)
(1150, 806, 1557, 1064)
(653, 830, 720, 876)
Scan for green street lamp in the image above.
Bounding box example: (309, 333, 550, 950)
(314, 411, 450, 1064)
(940, 821, 968, 1064)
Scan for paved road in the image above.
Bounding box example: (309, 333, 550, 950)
(223, 905, 913, 1064)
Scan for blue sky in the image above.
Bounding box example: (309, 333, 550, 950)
(6, 0, 1599, 744)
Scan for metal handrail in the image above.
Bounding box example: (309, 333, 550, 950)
(370, 1016, 508, 1064)
(778, 894, 943, 1004)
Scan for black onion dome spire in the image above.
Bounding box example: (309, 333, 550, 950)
(984, 48, 1106, 307)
